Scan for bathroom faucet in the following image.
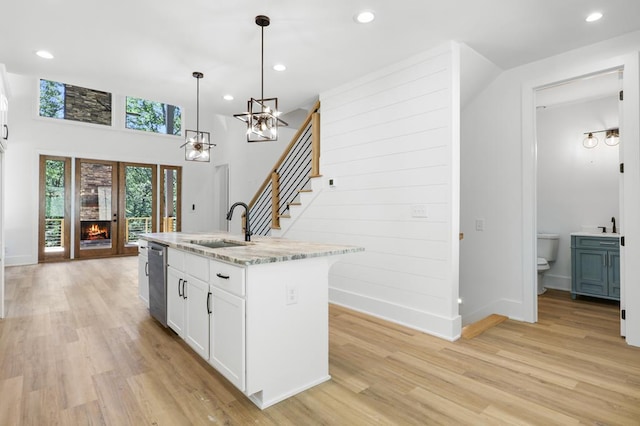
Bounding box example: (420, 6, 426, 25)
(612, 217, 617, 234)
(226, 202, 252, 241)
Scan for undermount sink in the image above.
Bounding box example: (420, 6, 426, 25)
(189, 240, 247, 249)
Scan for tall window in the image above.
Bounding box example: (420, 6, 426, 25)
(39, 79, 112, 125)
(125, 96, 182, 135)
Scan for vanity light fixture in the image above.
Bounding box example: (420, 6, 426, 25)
(234, 15, 288, 142)
(582, 128, 619, 149)
(180, 71, 214, 162)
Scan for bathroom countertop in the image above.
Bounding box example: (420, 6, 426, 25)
(570, 232, 619, 238)
(139, 232, 364, 266)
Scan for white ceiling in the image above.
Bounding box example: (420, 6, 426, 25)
(2, 0, 640, 117)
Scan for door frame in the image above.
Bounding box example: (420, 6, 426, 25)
(522, 53, 640, 346)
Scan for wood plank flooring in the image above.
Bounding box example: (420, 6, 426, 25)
(1, 257, 640, 425)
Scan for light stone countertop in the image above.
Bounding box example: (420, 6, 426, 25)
(570, 232, 620, 238)
(140, 232, 364, 266)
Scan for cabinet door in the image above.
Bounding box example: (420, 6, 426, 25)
(574, 249, 608, 296)
(608, 250, 621, 299)
(167, 266, 186, 337)
(185, 276, 210, 359)
(209, 287, 246, 391)
(137, 253, 149, 307)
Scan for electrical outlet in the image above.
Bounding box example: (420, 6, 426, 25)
(286, 285, 298, 305)
(411, 204, 428, 218)
(475, 218, 485, 231)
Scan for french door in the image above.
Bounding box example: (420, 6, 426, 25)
(119, 162, 158, 255)
(39, 156, 179, 261)
(39, 156, 72, 262)
(75, 159, 120, 258)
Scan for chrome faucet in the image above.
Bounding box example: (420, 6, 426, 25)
(226, 202, 252, 241)
(612, 217, 617, 234)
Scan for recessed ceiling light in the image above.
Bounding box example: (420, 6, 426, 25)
(36, 50, 54, 59)
(586, 12, 603, 22)
(355, 10, 375, 24)
(223, 94, 234, 101)
(273, 64, 286, 71)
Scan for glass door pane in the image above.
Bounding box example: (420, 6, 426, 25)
(39, 156, 71, 262)
(119, 163, 156, 254)
(75, 159, 118, 258)
(160, 166, 181, 232)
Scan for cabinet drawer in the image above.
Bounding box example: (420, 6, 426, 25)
(137, 239, 148, 254)
(573, 236, 619, 249)
(185, 253, 209, 282)
(210, 260, 246, 297)
(168, 248, 185, 271)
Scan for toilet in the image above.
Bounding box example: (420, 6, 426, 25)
(537, 233, 560, 295)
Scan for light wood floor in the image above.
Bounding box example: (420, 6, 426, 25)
(2, 258, 640, 425)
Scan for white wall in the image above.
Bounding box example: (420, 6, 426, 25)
(537, 97, 619, 291)
(283, 43, 462, 341)
(460, 30, 640, 343)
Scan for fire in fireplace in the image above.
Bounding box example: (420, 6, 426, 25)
(80, 220, 112, 248)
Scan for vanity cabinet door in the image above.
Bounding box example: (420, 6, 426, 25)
(574, 249, 608, 296)
(185, 276, 210, 359)
(167, 266, 186, 337)
(608, 250, 621, 299)
(209, 286, 246, 391)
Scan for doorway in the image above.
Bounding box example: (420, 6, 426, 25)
(523, 55, 640, 347)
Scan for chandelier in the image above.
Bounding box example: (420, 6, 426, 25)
(180, 71, 214, 161)
(234, 15, 288, 142)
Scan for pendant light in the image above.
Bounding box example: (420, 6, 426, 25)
(180, 71, 213, 161)
(234, 15, 288, 142)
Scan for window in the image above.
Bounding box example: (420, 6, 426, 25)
(125, 96, 182, 136)
(39, 79, 112, 126)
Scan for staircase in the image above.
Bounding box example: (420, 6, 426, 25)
(245, 100, 321, 237)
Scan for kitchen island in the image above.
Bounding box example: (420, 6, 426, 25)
(138, 232, 363, 409)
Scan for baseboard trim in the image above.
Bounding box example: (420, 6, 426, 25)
(329, 288, 461, 341)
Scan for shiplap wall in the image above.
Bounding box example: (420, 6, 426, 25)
(284, 43, 461, 340)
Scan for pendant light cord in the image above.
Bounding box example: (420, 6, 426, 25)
(196, 75, 200, 138)
(261, 24, 264, 101)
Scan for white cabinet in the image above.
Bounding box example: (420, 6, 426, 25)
(185, 276, 210, 359)
(209, 260, 246, 391)
(166, 248, 210, 359)
(167, 264, 186, 336)
(137, 240, 149, 307)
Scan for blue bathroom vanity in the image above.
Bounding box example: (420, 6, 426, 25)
(571, 233, 620, 301)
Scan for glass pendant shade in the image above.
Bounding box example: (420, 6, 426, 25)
(605, 129, 619, 146)
(183, 130, 211, 162)
(583, 132, 598, 149)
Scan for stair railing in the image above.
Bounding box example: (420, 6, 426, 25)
(246, 100, 321, 236)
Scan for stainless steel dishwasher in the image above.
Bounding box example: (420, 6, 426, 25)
(148, 242, 168, 326)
